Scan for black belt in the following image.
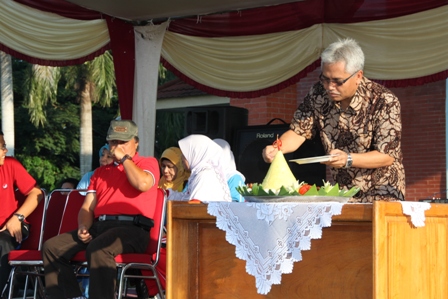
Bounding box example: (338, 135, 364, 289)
(97, 215, 135, 222)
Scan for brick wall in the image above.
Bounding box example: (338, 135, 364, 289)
(395, 80, 446, 201)
(230, 84, 298, 126)
(231, 69, 447, 201)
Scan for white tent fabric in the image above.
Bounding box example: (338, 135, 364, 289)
(0, 0, 108, 60)
(2, 0, 447, 92)
(65, 0, 301, 22)
(162, 5, 448, 92)
(133, 21, 169, 158)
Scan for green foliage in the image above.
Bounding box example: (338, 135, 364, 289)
(6, 56, 179, 189)
(22, 65, 61, 127)
(9, 57, 119, 190)
(88, 51, 116, 106)
(14, 93, 80, 190)
(154, 110, 186, 159)
(158, 66, 177, 86)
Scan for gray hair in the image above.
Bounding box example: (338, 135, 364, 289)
(320, 38, 365, 73)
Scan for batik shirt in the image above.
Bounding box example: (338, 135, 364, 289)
(290, 77, 405, 203)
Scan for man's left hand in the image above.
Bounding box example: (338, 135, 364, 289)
(323, 149, 347, 169)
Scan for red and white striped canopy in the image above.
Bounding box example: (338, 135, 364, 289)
(1, 0, 447, 118)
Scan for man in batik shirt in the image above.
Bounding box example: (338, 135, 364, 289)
(263, 38, 405, 203)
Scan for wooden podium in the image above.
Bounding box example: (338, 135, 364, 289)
(166, 201, 448, 299)
(374, 201, 448, 298)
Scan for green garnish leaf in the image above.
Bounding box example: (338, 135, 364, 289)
(341, 186, 360, 197)
(325, 183, 340, 196)
(251, 184, 260, 196)
(258, 187, 269, 196)
(318, 185, 327, 195)
(278, 186, 290, 196)
(305, 184, 319, 196)
(268, 189, 276, 196)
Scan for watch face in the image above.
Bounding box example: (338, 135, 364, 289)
(15, 214, 24, 221)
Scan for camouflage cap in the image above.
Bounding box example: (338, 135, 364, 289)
(106, 120, 138, 141)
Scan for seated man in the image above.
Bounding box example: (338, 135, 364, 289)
(42, 120, 160, 299)
(0, 131, 43, 293)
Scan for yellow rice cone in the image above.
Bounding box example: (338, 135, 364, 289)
(261, 151, 297, 190)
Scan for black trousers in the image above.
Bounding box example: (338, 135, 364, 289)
(0, 222, 30, 293)
(42, 220, 149, 299)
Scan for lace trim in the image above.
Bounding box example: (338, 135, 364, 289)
(207, 202, 343, 294)
(399, 201, 431, 227)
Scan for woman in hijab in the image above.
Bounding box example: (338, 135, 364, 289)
(167, 134, 231, 202)
(158, 147, 190, 192)
(213, 138, 246, 202)
(77, 144, 113, 190)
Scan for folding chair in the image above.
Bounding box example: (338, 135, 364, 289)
(42, 189, 74, 243)
(57, 190, 86, 233)
(71, 188, 167, 299)
(3, 188, 47, 299)
(115, 188, 167, 299)
(5, 188, 85, 299)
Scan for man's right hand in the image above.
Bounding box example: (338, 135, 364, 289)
(78, 226, 92, 243)
(262, 145, 279, 163)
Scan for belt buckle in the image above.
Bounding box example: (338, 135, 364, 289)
(99, 215, 106, 221)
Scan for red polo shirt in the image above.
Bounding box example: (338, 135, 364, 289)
(0, 157, 36, 227)
(88, 153, 160, 219)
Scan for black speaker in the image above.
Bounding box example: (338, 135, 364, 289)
(185, 106, 248, 147)
(233, 123, 326, 185)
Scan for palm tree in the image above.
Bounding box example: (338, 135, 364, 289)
(0, 51, 15, 156)
(24, 51, 116, 175)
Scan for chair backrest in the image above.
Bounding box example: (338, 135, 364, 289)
(147, 188, 167, 256)
(41, 189, 71, 242)
(58, 190, 86, 234)
(140, 188, 167, 295)
(15, 188, 47, 250)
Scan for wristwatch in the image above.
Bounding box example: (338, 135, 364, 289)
(120, 154, 132, 164)
(14, 213, 25, 222)
(344, 153, 353, 169)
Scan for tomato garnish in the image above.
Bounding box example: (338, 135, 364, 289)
(298, 184, 311, 195)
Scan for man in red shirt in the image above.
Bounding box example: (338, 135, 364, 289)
(42, 120, 160, 299)
(0, 131, 43, 292)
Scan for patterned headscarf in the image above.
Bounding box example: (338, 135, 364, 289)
(158, 147, 190, 191)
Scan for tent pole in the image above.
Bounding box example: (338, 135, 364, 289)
(132, 21, 170, 157)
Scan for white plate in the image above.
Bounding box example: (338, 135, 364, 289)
(244, 195, 349, 203)
(289, 155, 335, 165)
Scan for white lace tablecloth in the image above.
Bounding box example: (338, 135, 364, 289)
(207, 202, 344, 295)
(399, 201, 431, 227)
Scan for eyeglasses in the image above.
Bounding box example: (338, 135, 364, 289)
(319, 71, 359, 86)
(0, 144, 7, 151)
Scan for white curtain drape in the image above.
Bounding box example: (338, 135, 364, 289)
(162, 5, 448, 91)
(0, 0, 108, 60)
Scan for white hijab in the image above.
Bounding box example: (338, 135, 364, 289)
(213, 138, 245, 182)
(179, 134, 231, 202)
